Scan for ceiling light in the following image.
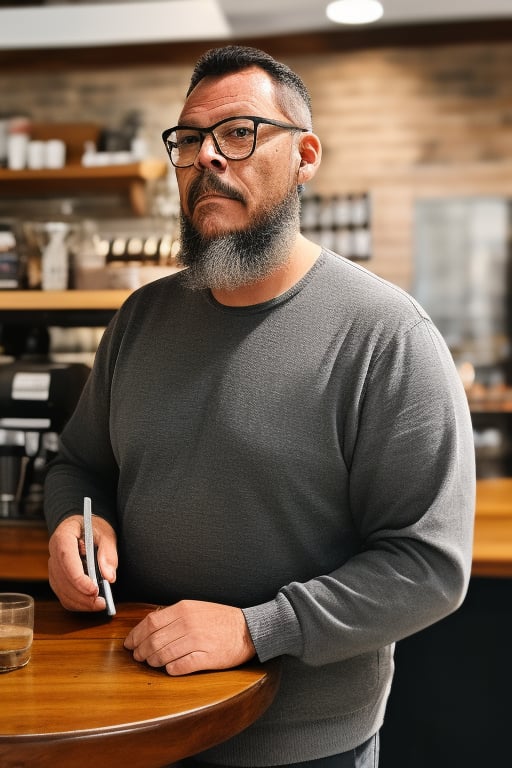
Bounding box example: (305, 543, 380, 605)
(326, 0, 384, 25)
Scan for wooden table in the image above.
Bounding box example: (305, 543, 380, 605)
(0, 602, 280, 768)
(472, 477, 512, 577)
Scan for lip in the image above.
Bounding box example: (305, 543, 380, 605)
(194, 192, 240, 207)
(188, 173, 246, 212)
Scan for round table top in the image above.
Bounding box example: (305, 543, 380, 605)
(0, 601, 280, 768)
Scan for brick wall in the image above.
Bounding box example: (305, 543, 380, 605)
(2, 39, 512, 290)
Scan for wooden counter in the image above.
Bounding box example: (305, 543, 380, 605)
(472, 477, 512, 577)
(2, 478, 512, 581)
(0, 522, 49, 581)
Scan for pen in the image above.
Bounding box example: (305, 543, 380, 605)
(83, 496, 116, 616)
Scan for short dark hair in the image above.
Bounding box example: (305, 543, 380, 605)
(186, 45, 312, 126)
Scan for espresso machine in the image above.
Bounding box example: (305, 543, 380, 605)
(0, 360, 90, 522)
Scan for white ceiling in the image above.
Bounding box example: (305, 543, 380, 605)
(222, 0, 512, 38)
(1, 0, 512, 50)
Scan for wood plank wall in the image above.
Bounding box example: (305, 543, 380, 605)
(287, 42, 512, 288)
(2, 24, 512, 290)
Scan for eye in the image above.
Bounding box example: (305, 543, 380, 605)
(217, 121, 255, 143)
(176, 133, 201, 148)
(231, 127, 252, 139)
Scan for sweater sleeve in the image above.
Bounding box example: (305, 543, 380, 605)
(44, 312, 123, 535)
(243, 318, 476, 665)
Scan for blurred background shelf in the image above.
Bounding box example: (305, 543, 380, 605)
(0, 160, 168, 215)
(0, 289, 130, 311)
(0, 289, 131, 326)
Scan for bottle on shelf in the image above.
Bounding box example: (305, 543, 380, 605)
(300, 191, 372, 261)
(41, 223, 69, 291)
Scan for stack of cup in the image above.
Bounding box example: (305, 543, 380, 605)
(43, 139, 66, 169)
(6, 116, 31, 170)
(27, 140, 45, 170)
(25, 138, 66, 170)
(6, 117, 66, 170)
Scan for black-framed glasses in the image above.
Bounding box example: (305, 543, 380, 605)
(162, 115, 309, 168)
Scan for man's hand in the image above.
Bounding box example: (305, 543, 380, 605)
(48, 514, 118, 612)
(124, 600, 256, 675)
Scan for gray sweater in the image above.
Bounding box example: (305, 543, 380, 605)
(45, 250, 475, 765)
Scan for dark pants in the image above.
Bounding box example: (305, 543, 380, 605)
(178, 733, 379, 768)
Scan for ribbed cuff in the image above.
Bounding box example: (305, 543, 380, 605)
(242, 592, 303, 662)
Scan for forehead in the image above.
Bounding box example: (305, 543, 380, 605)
(179, 68, 281, 126)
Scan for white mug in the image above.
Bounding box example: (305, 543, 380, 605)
(7, 133, 29, 170)
(27, 140, 45, 170)
(45, 139, 66, 169)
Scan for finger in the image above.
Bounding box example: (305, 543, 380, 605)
(48, 564, 104, 612)
(48, 515, 103, 610)
(141, 628, 191, 667)
(165, 651, 209, 676)
(49, 533, 97, 596)
(124, 607, 170, 651)
(48, 553, 100, 602)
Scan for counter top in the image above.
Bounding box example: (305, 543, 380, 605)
(472, 477, 512, 576)
(0, 522, 49, 581)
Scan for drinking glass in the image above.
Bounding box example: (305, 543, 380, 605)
(0, 593, 34, 671)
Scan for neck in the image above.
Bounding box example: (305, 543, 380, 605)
(210, 235, 321, 307)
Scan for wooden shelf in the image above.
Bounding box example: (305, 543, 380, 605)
(0, 159, 167, 184)
(0, 289, 132, 326)
(0, 289, 131, 311)
(0, 159, 168, 215)
(467, 387, 512, 414)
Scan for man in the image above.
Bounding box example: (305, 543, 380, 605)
(45, 45, 475, 768)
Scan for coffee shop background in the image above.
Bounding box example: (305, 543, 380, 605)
(2, 15, 512, 472)
(2, 22, 512, 296)
(1, 4, 512, 766)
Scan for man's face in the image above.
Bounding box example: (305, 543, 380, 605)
(175, 67, 303, 241)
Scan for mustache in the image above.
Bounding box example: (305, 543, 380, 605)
(187, 171, 246, 211)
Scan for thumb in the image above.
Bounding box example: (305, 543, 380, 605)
(97, 542, 118, 583)
(94, 522, 118, 583)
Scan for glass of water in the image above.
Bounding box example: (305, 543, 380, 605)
(0, 593, 34, 671)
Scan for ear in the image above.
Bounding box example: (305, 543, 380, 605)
(297, 131, 322, 184)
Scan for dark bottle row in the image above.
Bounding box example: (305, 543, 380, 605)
(300, 192, 372, 261)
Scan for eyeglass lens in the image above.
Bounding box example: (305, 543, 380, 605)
(169, 118, 258, 167)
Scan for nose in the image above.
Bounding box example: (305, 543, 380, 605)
(194, 132, 227, 171)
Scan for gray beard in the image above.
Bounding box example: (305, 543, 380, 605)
(176, 187, 301, 292)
